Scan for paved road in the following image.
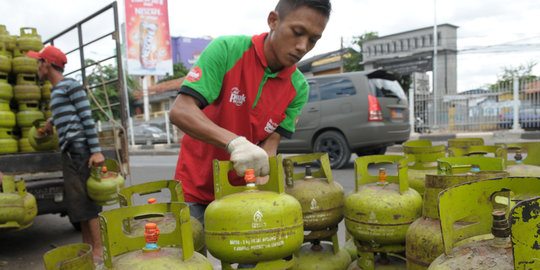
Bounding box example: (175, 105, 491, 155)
(2, 153, 398, 269)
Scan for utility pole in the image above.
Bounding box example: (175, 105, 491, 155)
(340, 36, 344, 73)
(432, 0, 438, 129)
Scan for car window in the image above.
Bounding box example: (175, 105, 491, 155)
(317, 77, 356, 101)
(307, 81, 319, 103)
(369, 78, 407, 100)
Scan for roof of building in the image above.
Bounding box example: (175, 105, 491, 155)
(133, 77, 184, 100)
(297, 48, 349, 73)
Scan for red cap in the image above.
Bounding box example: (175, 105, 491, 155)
(28, 46, 67, 69)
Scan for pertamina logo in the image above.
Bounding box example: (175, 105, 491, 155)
(264, 119, 279, 133)
(252, 210, 267, 229)
(229, 87, 246, 106)
(186, 66, 202, 82)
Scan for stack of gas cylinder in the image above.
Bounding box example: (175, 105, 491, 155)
(283, 153, 351, 270)
(41, 139, 540, 269)
(0, 25, 17, 154)
(0, 24, 56, 153)
(403, 139, 540, 270)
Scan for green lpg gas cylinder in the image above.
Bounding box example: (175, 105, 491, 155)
(427, 177, 540, 270)
(18, 137, 35, 152)
(447, 145, 507, 160)
(509, 196, 540, 269)
(0, 137, 18, 154)
(446, 137, 484, 152)
(284, 153, 344, 239)
(0, 25, 16, 51)
(403, 140, 446, 196)
(291, 236, 351, 270)
(0, 175, 25, 230)
(87, 159, 125, 206)
(12, 49, 37, 74)
(118, 180, 205, 255)
(95, 202, 212, 270)
(0, 72, 13, 101)
(205, 155, 303, 269)
(0, 100, 16, 128)
(28, 119, 59, 151)
(344, 155, 422, 270)
(41, 80, 52, 100)
(43, 243, 94, 270)
(0, 128, 14, 138)
(437, 156, 505, 175)
(500, 142, 540, 177)
(405, 170, 509, 270)
(0, 46, 11, 73)
(13, 179, 37, 230)
(16, 28, 43, 52)
(16, 110, 44, 128)
(13, 74, 40, 101)
(19, 100, 40, 111)
(20, 127, 30, 138)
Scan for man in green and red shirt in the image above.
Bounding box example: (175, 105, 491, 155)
(169, 0, 331, 223)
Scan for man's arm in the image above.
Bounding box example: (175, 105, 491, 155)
(169, 94, 270, 177)
(169, 94, 237, 148)
(260, 132, 281, 157)
(254, 132, 281, 185)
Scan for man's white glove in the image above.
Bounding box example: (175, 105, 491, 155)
(226, 136, 269, 177)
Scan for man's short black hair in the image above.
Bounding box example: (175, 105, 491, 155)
(275, 0, 332, 19)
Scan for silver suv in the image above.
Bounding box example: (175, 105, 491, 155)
(278, 70, 410, 169)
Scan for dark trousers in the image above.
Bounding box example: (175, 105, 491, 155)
(62, 151, 102, 223)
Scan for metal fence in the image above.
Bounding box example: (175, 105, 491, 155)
(412, 77, 540, 133)
(96, 114, 183, 145)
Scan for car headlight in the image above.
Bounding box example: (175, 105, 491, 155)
(152, 133, 160, 138)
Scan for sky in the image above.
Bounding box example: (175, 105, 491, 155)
(2, 0, 540, 92)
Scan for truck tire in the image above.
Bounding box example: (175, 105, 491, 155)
(313, 130, 351, 169)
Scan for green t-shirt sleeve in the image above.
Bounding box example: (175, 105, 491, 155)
(181, 36, 250, 105)
(279, 70, 309, 133)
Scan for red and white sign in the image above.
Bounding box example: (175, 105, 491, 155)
(125, 0, 173, 75)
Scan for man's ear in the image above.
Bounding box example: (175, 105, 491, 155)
(267, 11, 280, 31)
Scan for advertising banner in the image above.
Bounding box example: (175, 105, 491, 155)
(125, 0, 173, 75)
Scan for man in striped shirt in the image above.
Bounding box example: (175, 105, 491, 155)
(29, 45, 105, 263)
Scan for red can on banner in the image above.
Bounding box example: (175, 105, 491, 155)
(125, 0, 173, 75)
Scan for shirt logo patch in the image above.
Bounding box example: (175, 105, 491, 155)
(229, 87, 246, 106)
(264, 118, 279, 134)
(186, 66, 202, 82)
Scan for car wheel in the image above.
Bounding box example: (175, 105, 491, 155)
(313, 131, 351, 169)
(356, 146, 387, 156)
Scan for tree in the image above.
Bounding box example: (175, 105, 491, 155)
(489, 61, 538, 90)
(157, 62, 189, 84)
(84, 59, 139, 122)
(343, 32, 378, 72)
